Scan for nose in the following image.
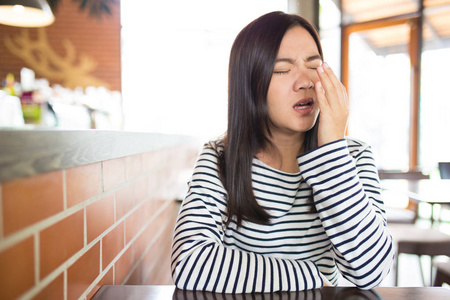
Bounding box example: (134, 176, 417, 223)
(294, 71, 314, 91)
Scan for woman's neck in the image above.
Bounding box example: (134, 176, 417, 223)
(256, 132, 305, 173)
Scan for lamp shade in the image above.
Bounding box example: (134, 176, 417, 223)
(0, 0, 55, 27)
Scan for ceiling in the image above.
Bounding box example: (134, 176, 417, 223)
(341, 0, 450, 54)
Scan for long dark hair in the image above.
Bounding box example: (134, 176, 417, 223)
(216, 11, 323, 228)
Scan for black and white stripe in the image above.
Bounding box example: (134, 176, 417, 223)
(171, 138, 394, 293)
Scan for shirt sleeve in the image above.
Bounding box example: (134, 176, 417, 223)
(298, 138, 394, 289)
(171, 144, 323, 293)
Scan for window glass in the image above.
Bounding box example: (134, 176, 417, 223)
(419, 8, 450, 174)
(319, 0, 341, 76)
(121, 0, 287, 138)
(347, 24, 411, 169)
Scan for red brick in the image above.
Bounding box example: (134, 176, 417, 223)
(142, 234, 167, 285)
(32, 273, 63, 300)
(125, 263, 142, 285)
(114, 246, 134, 285)
(67, 242, 100, 300)
(0, 237, 34, 300)
(125, 203, 148, 244)
(115, 183, 135, 220)
(141, 151, 160, 173)
(126, 154, 142, 180)
(102, 221, 124, 270)
(102, 157, 126, 192)
(133, 221, 157, 263)
(40, 210, 84, 278)
(86, 194, 114, 243)
(2, 171, 63, 235)
(135, 175, 149, 203)
(66, 163, 102, 207)
(87, 268, 114, 300)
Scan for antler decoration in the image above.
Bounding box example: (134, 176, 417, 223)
(3, 28, 110, 89)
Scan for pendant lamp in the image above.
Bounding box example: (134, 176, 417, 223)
(0, 0, 55, 27)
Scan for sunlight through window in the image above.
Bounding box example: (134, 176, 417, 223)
(121, 0, 287, 139)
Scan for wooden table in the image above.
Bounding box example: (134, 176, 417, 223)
(91, 285, 450, 300)
(381, 179, 450, 224)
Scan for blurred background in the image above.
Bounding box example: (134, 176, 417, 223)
(2, 0, 449, 175)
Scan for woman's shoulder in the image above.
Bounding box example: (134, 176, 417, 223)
(194, 137, 225, 166)
(201, 137, 224, 156)
(190, 138, 226, 191)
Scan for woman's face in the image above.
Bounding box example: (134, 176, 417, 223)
(266, 26, 322, 139)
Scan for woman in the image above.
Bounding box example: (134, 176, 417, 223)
(171, 11, 393, 293)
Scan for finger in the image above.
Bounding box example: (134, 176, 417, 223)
(316, 65, 338, 103)
(341, 84, 349, 106)
(324, 63, 348, 107)
(315, 80, 329, 111)
(322, 62, 342, 89)
(317, 63, 346, 106)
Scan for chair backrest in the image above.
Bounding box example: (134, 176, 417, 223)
(439, 162, 450, 179)
(378, 170, 430, 180)
(378, 170, 430, 223)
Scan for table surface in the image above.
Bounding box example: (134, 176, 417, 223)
(91, 285, 450, 300)
(381, 179, 450, 205)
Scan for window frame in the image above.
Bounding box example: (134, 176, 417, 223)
(340, 10, 424, 170)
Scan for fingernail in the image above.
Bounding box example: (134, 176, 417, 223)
(318, 66, 324, 73)
(323, 62, 330, 69)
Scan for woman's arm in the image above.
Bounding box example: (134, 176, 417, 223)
(171, 145, 324, 293)
(299, 138, 394, 289)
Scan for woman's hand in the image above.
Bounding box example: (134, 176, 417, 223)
(320, 272, 332, 287)
(315, 62, 349, 147)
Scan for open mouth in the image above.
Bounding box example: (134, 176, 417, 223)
(293, 98, 314, 110)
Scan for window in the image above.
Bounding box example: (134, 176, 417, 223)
(323, 0, 450, 172)
(319, 0, 341, 76)
(346, 23, 412, 170)
(419, 5, 450, 173)
(120, 0, 287, 139)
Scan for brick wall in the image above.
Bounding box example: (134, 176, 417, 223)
(0, 142, 199, 300)
(0, 0, 121, 91)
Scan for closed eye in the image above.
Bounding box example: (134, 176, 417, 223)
(308, 64, 321, 70)
(273, 70, 290, 74)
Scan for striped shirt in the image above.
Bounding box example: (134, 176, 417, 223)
(171, 138, 394, 293)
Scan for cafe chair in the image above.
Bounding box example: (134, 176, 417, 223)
(381, 169, 450, 286)
(438, 162, 450, 179)
(379, 170, 429, 224)
(388, 224, 450, 286)
(437, 162, 450, 222)
(433, 260, 450, 286)
(378, 170, 430, 180)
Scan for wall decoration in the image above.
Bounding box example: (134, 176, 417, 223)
(4, 28, 109, 89)
(0, 0, 121, 91)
